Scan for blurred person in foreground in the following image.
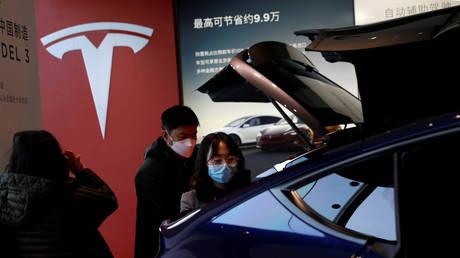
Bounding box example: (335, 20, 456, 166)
(0, 130, 117, 257)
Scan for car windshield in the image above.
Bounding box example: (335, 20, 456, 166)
(225, 116, 250, 127)
(275, 119, 287, 125)
(275, 116, 304, 126)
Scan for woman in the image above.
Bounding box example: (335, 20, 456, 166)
(0, 130, 117, 257)
(180, 132, 250, 212)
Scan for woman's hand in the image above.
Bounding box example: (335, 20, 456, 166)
(62, 150, 85, 174)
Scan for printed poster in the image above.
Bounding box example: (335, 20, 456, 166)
(0, 0, 41, 169)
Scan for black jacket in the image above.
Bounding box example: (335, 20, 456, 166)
(134, 137, 196, 258)
(0, 168, 118, 258)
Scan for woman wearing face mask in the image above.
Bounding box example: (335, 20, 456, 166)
(180, 132, 251, 213)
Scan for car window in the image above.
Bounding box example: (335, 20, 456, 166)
(274, 118, 287, 125)
(225, 116, 249, 127)
(274, 116, 304, 126)
(299, 174, 364, 221)
(346, 186, 396, 240)
(285, 156, 308, 168)
(260, 116, 281, 124)
(247, 118, 261, 126)
(292, 155, 396, 241)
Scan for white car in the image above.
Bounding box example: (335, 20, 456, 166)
(203, 115, 281, 145)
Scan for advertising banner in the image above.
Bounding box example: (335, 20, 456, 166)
(355, 0, 460, 25)
(175, 0, 358, 141)
(0, 0, 41, 169)
(175, 0, 357, 176)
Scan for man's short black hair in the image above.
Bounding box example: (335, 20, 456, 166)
(161, 105, 199, 132)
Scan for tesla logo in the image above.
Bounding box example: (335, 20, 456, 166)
(40, 22, 154, 139)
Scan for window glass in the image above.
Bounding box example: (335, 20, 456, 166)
(225, 116, 250, 127)
(300, 173, 363, 221)
(274, 115, 304, 125)
(274, 118, 288, 125)
(293, 164, 396, 241)
(285, 156, 308, 168)
(261, 116, 282, 124)
(213, 191, 325, 237)
(346, 187, 396, 240)
(248, 118, 260, 126)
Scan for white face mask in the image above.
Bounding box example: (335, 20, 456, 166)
(169, 137, 196, 158)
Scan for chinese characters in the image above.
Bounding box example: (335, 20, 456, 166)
(194, 42, 307, 75)
(1, 17, 31, 63)
(384, 1, 453, 19)
(193, 11, 280, 29)
(0, 17, 29, 41)
(0, 83, 28, 105)
(195, 48, 243, 74)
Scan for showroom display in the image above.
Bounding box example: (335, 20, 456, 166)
(158, 6, 460, 258)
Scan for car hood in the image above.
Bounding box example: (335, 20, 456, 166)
(198, 6, 460, 136)
(198, 41, 362, 137)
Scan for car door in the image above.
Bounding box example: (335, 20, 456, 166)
(239, 117, 263, 143)
(268, 125, 460, 258)
(209, 146, 395, 257)
(269, 150, 397, 257)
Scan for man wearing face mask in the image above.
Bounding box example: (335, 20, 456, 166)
(134, 105, 199, 258)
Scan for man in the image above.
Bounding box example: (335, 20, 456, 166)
(134, 105, 199, 257)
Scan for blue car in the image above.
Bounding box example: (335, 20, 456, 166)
(159, 6, 460, 258)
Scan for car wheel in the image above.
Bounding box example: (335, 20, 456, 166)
(229, 134, 241, 146)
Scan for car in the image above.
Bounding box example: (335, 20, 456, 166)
(202, 115, 281, 145)
(158, 6, 460, 258)
(256, 116, 342, 151)
(256, 115, 313, 151)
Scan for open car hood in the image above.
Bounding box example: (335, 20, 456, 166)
(198, 41, 363, 137)
(199, 6, 460, 136)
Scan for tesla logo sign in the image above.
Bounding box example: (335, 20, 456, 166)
(40, 22, 154, 139)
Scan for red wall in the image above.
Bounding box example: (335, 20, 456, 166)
(34, 0, 180, 257)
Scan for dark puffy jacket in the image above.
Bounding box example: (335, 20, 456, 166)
(0, 168, 118, 258)
(134, 137, 196, 258)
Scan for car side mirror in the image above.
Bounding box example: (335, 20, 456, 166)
(242, 123, 250, 128)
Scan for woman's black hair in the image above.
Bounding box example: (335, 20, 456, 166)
(192, 132, 250, 202)
(5, 130, 69, 181)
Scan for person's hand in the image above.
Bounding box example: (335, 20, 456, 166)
(62, 150, 85, 174)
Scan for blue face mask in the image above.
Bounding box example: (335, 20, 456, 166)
(208, 165, 236, 184)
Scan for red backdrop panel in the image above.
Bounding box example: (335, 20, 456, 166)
(34, 0, 180, 257)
